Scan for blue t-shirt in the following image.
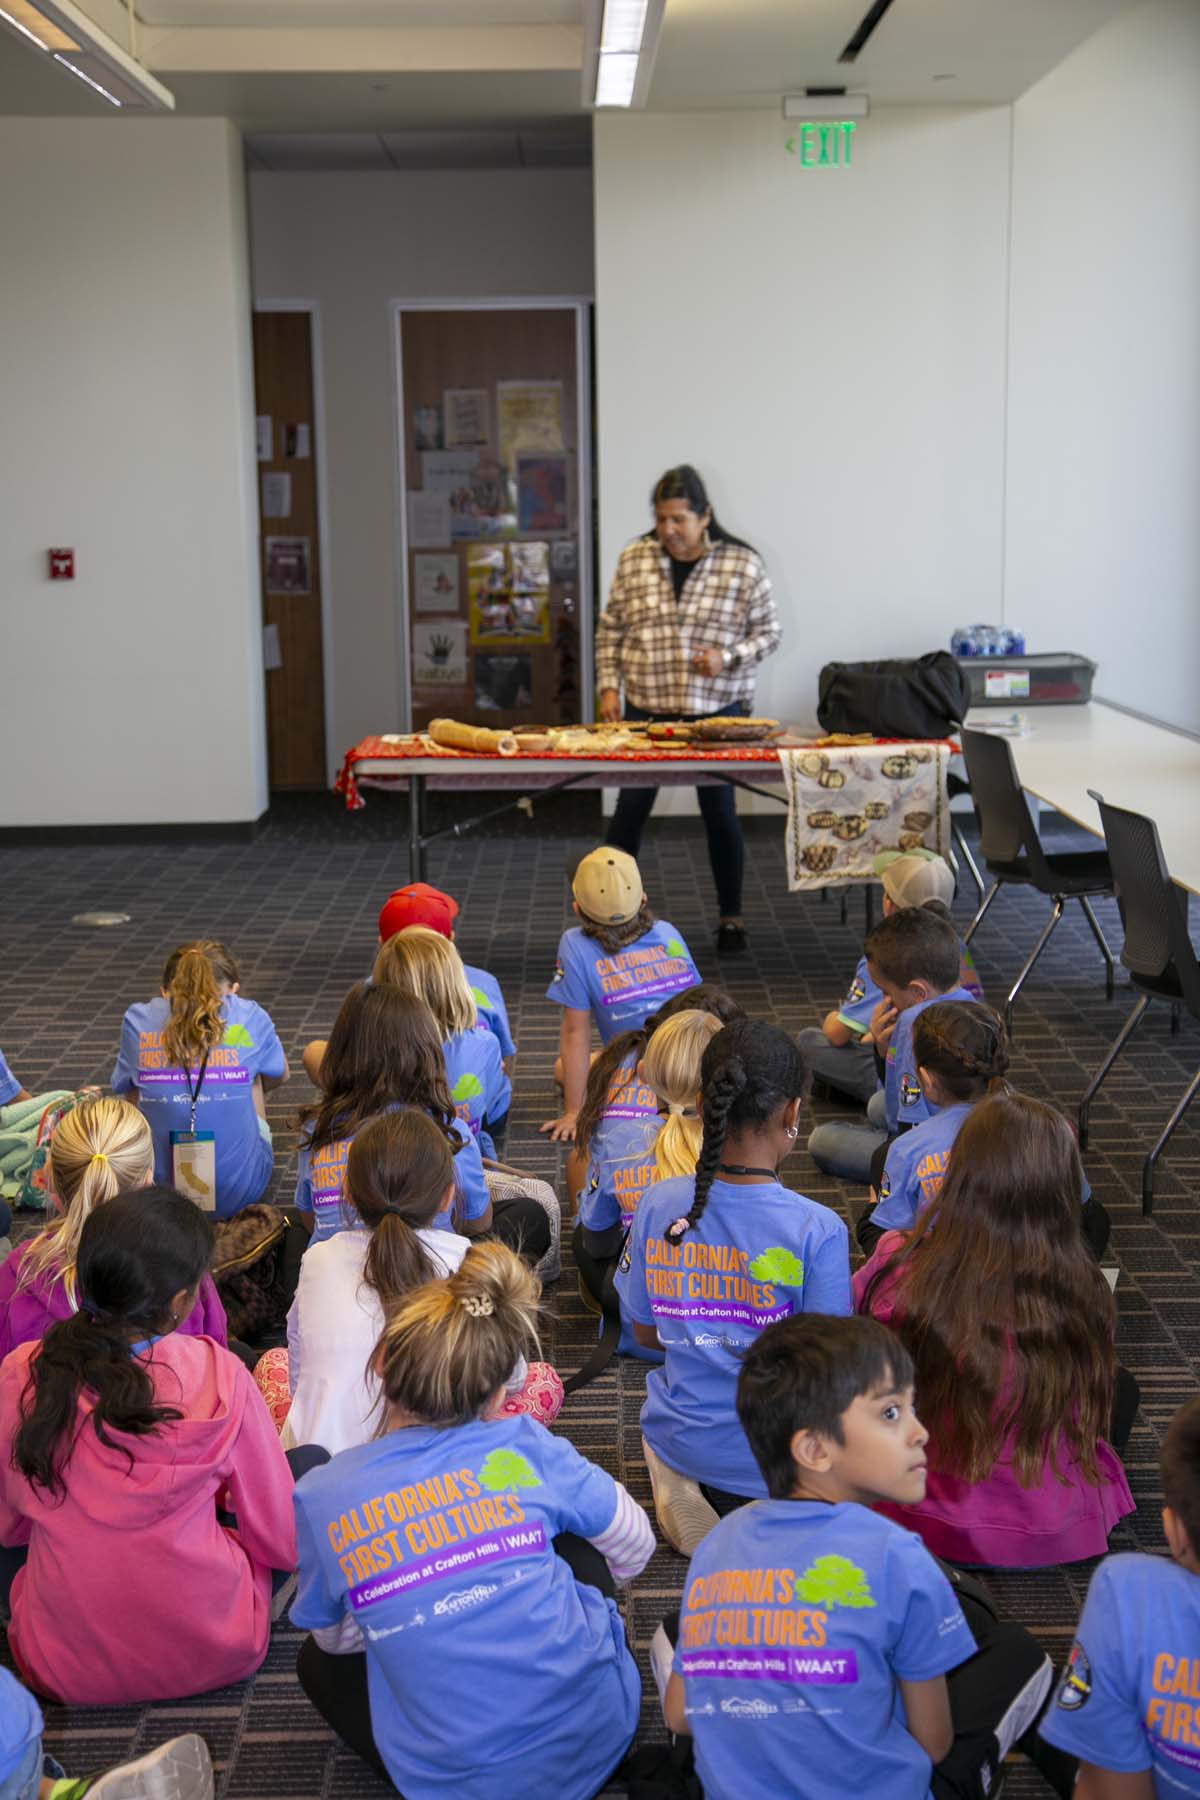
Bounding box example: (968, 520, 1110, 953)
(616, 1174, 852, 1497)
(578, 1055, 661, 1236)
(463, 964, 516, 1061)
(883, 987, 976, 1133)
(871, 1104, 975, 1233)
(112, 993, 286, 1218)
(444, 1028, 512, 1140)
(547, 920, 700, 1043)
(1040, 1554, 1200, 1793)
(0, 1047, 21, 1108)
(296, 1113, 487, 1241)
(291, 1415, 641, 1800)
(0, 1667, 42, 1788)
(674, 1500, 973, 1800)
(837, 957, 881, 1036)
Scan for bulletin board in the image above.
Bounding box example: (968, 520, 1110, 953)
(396, 304, 591, 732)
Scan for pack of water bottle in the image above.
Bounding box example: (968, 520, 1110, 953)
(952, 624, 1026, 657)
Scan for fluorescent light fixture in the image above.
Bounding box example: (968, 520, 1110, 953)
(783, 92, 870, 120)
(583, 0, 666, 110)
(0, 0, 174, 110)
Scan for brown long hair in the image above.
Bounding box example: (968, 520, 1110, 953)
(299, 984, 456, 1155)
(574, 983, 745, 1160)
(377, 1241, 541, 1427)
(863, 1092, 1113, 1487)
(161, 940, 239, 1068)
(347, 1109, 455, 1315)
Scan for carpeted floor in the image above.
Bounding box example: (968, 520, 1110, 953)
(2, 790, 1198, 1797)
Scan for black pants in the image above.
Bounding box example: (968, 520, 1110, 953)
(490, 1193, 552, 1266)
(605, 702, 748, 918)
(659, 1586, 1051, 1800)
(298, 1533, 616, 1786)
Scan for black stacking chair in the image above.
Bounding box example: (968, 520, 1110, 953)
(1079, 792, 1200, 1215)
(960, 727, 1116, 1034)
(947, 768, 985, 900)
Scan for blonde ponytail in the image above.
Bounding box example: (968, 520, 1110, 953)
(642, 1009, 724, 1183)
(20, 1098, 153, 1298)
(162, 939, 238, 1069)
(376, 1242, 540, 1426)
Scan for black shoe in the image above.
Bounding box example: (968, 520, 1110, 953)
(715, 922, 747, 955)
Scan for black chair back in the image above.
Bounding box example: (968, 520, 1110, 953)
(1092, 790, 1200, 1015)
(960, 728, 1045, 874)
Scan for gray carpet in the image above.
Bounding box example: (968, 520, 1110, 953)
(2, 791, 1198, 1797)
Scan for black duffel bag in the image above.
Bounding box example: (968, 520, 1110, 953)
(817, 651, 970, 739)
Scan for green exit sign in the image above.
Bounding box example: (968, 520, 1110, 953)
(785, 122, 856, 167)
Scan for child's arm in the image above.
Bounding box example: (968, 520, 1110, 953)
(1076, 1769, 1155, 1800)
(542, 1008, 592, 1142)
(821, 1008, 858, 1048)
(224, 1363, 300, 1573)
(664, 1672, 691, 1736)
(633, 1321, 664, 1351)
(899, 1674, 954, 1766)
(869, 998, 898, 1055)
(301, 1039, 328, 1087)
(586, 1481, 655, 1583)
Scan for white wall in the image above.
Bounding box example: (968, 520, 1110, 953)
(1005, 0, 1200, 734)
(248, 169, 594, 760)
(0, 118, 266, 828)
(593, 107, 1013, 745)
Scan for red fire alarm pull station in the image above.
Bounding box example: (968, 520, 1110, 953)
(49, 548, 75, 580)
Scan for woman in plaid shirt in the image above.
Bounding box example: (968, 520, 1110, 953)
(596, 465, 782, 954)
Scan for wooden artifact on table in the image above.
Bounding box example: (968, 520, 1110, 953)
(646, 722, 696, 742)
(689, 716, 784, 744)
(428, 718, 519, 757)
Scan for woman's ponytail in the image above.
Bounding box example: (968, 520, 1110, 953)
(20, 1099, 154, 1301)
(643, 1010, 723, 1184)
(376, 1241, 540, 1427)
(14, 1190, 212, 1498)
(162, 940, 237, 1070)
(349, 1109, 453, 1314)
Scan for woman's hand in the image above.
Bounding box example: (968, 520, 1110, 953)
(540, 1111, 577, 1143)
(691, 646, 726, 677)
(599, 688, 622, 723)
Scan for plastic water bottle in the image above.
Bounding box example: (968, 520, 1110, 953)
(1002, 627, 1026, 655)
(952, 628, 980, 657)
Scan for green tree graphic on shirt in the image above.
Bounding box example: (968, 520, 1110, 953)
(794, 1556, 877, 1609)
(666, 937, 686, 959)
(451, 1072, 485, 1103)
(223, 1023, 254, 1048)
(477, 1449, 541, 1492)
(471, 986, 491, 1009)
(748, 1246, 805, 1287)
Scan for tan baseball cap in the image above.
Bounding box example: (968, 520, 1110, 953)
(874, 847, 955, 909)
(572, 848, 645, 924)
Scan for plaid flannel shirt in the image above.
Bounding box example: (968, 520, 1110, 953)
(595, 533, 781, 715)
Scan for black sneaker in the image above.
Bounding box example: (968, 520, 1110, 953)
(715, 922, 747, 955)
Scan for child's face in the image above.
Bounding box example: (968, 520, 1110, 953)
(866, 959, 923, 1014)
(804, 1381, 929, 1508)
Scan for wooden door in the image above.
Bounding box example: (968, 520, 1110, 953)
(252, 310, 327, 787)
(399, 307, 584, 732)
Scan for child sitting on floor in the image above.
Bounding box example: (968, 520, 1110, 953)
(542, 847, 699, 1143)
(862, 1000, 1112, 1258)
(0, 1665, 213, 1800)
(112, 939, 288, 1216)
(301, 881, 515, 1086)
(808, 907, 976, 1188)
(617, 1019, 851, 1553)
(660, 1313, 1054, 1800)
(263, 1108, 562, 1447)
(1039, 1393, 1200, 1797)
(0, 1096, 227, 1360)
(372, 925, 511, 1157)
(291, 1241, 654, 1800)
(0, 1190, 298, 1706)
(854, 1093, 1136, 1568)
(798, 849, 983, 1106)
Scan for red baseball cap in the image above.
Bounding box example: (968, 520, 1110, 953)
(378, 883, 459, 942)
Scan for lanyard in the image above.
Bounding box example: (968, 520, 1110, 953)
(182, 1053, 209, 1132)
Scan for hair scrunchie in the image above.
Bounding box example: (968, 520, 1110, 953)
(461, 1294, 494, 1318)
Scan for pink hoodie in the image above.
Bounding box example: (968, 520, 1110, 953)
(0, 1332, 296, 1704)
(0, 1239, 227, 1362)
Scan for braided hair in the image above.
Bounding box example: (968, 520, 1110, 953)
(911, 1001, 1010, 1104)
(665, 1020, 809, 1243)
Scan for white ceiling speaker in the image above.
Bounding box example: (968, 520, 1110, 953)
(782, 93, 870, 120)
(582, 0, 667, 110)
(0, 0, 174, 110)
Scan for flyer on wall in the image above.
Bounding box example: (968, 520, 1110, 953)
(443, 388, 490, 449)
(413, 553, 460, 613)
(413, 618, 468, 685)
(475, 651, 533, 712)
(516, 453, 568, 532)
(497, 380, 563, 471)
(414, 405, 443, 451)
(265, 536, 311, 595)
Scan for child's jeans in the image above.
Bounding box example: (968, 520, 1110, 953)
(796, 1028, 878, 1106)
(808, 1088, 889, 1184)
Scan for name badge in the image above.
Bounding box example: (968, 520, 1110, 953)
(171, 1130, 217, 1210)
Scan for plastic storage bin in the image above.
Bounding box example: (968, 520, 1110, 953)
(956, 652, 1097, 707)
